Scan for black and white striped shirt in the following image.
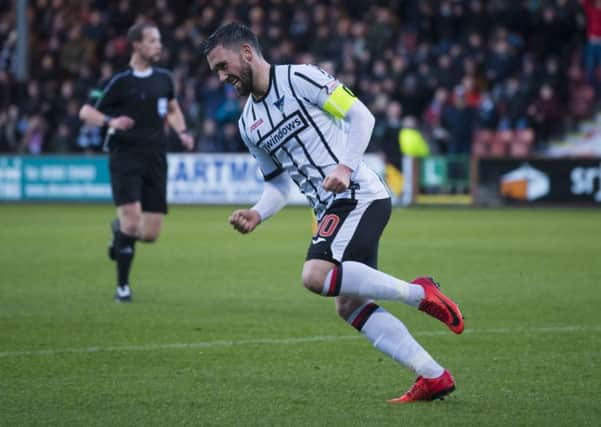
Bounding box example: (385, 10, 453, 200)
(238, 64, 388, 218)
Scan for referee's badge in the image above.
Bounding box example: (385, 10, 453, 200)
(274, 95, 285, 114)
(157, 97, 168, 117)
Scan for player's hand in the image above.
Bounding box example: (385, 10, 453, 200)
(229, 209, 261, 234)
(322, 164, 352, 193)
(179, 132, 195, 151)
(108, 116, 135, 130)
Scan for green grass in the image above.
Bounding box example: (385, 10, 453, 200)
(1, 205, 600, 426)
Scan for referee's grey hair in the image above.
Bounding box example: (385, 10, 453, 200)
(202, 22, 263, 57)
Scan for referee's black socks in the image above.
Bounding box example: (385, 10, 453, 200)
(115, 230, 136, 288)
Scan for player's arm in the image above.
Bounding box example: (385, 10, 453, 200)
(292, 65, 374, 193)
(322, 88, 375, 193)
(167, 99, 194, 151)
(229, 173, 291, 234)
(230, 121, 289, 234)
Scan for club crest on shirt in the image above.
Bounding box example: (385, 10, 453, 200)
(273, 95, 285, 114)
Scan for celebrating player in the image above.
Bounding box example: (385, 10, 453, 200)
(79, 22, 194, 302)
(203, 22, 464, 403)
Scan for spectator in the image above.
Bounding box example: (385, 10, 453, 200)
(486, 37, 517, 85)
(48, 123, 73, 153)
(399, 116, 430, 159)
(567, 63, 596, 122)
(20, 115, 46, 154)
(381, 101, 404, 170)
(528, 84, 564, 144)
(423, 87, 451, 153)
(0, 0, 594, 155)
(197, 118, 221, 153)
(582, 0, 601, 99)
(76, 123, 101, 153)
(442, 87, 477, 155)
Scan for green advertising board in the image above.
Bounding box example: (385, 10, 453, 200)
(0, 156, 111, 201)
(420, 155, 470, 191)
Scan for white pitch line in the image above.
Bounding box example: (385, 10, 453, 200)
(1, 324, 599, 359)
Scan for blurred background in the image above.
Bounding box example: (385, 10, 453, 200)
(1, 0, 601, 204)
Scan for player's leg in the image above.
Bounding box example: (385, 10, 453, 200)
(339, 295, 446, 377)
(303, 198, 457, 402)
(302, 198, 423, 307)
(303, 258, 445, 376)
(303, 199, 463, 334)
(338, 294, 454, 403)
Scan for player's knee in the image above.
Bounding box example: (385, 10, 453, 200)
(335, 297, 364, 321)
(301, 268, 326, 294)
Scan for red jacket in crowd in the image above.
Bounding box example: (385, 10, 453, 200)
(583, 0, 601, 40)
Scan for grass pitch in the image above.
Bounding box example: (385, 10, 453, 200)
(1, 204, 600, 426)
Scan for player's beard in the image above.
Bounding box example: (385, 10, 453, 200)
(235, 60, 253, 97)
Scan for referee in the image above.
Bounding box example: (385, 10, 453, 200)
(79, 22, 194, 302)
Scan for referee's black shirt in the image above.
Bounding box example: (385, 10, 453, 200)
(89, 67, 175, 152)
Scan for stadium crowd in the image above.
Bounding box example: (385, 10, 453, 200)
(0, 0, 600, 160)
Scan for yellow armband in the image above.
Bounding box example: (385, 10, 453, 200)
(323, 84, 357, 119)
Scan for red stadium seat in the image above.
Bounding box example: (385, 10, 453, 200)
(489, 130, 512, 157)
(509, 141, 530, 157)
(472, 139, 489, 156)
(515, 128, 535, 146)
(472, 129, 494, 157)
(509, 128, 535, 158)
(474, 129, 493, 145)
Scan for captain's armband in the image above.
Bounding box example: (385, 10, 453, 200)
(323, 84, 357, 119)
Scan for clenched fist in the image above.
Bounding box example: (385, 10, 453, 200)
(229, 209, 261, 234)
(322, 164, 353, 193)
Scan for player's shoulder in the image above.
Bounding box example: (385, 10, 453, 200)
(293, 63, 335, 77)
(290, 64, 337, 91)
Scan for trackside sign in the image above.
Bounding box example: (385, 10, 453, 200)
(475, 158, 601, 205)
(0, 154, 383, 204)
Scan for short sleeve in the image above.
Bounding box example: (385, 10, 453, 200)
(163, 70, 175, 100)
(92, 78, 120, 113)
(167, 76, 175, 100)
(238, 119, 283, 181)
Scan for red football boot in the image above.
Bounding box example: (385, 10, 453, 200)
(387, 370, 456, 404)
(412, 276, 464, 334)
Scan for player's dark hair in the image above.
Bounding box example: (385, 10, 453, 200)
(126, 22, 157, 45)
(202, 22, 262, 57)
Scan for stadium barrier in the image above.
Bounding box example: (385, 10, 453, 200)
(0, 154, 385, 204)
(0, 156, 111, 201)
(473, 157, 601, 206)
(398, 156, 472, 206)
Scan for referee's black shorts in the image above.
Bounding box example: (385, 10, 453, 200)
(109, 149, 168, 214)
